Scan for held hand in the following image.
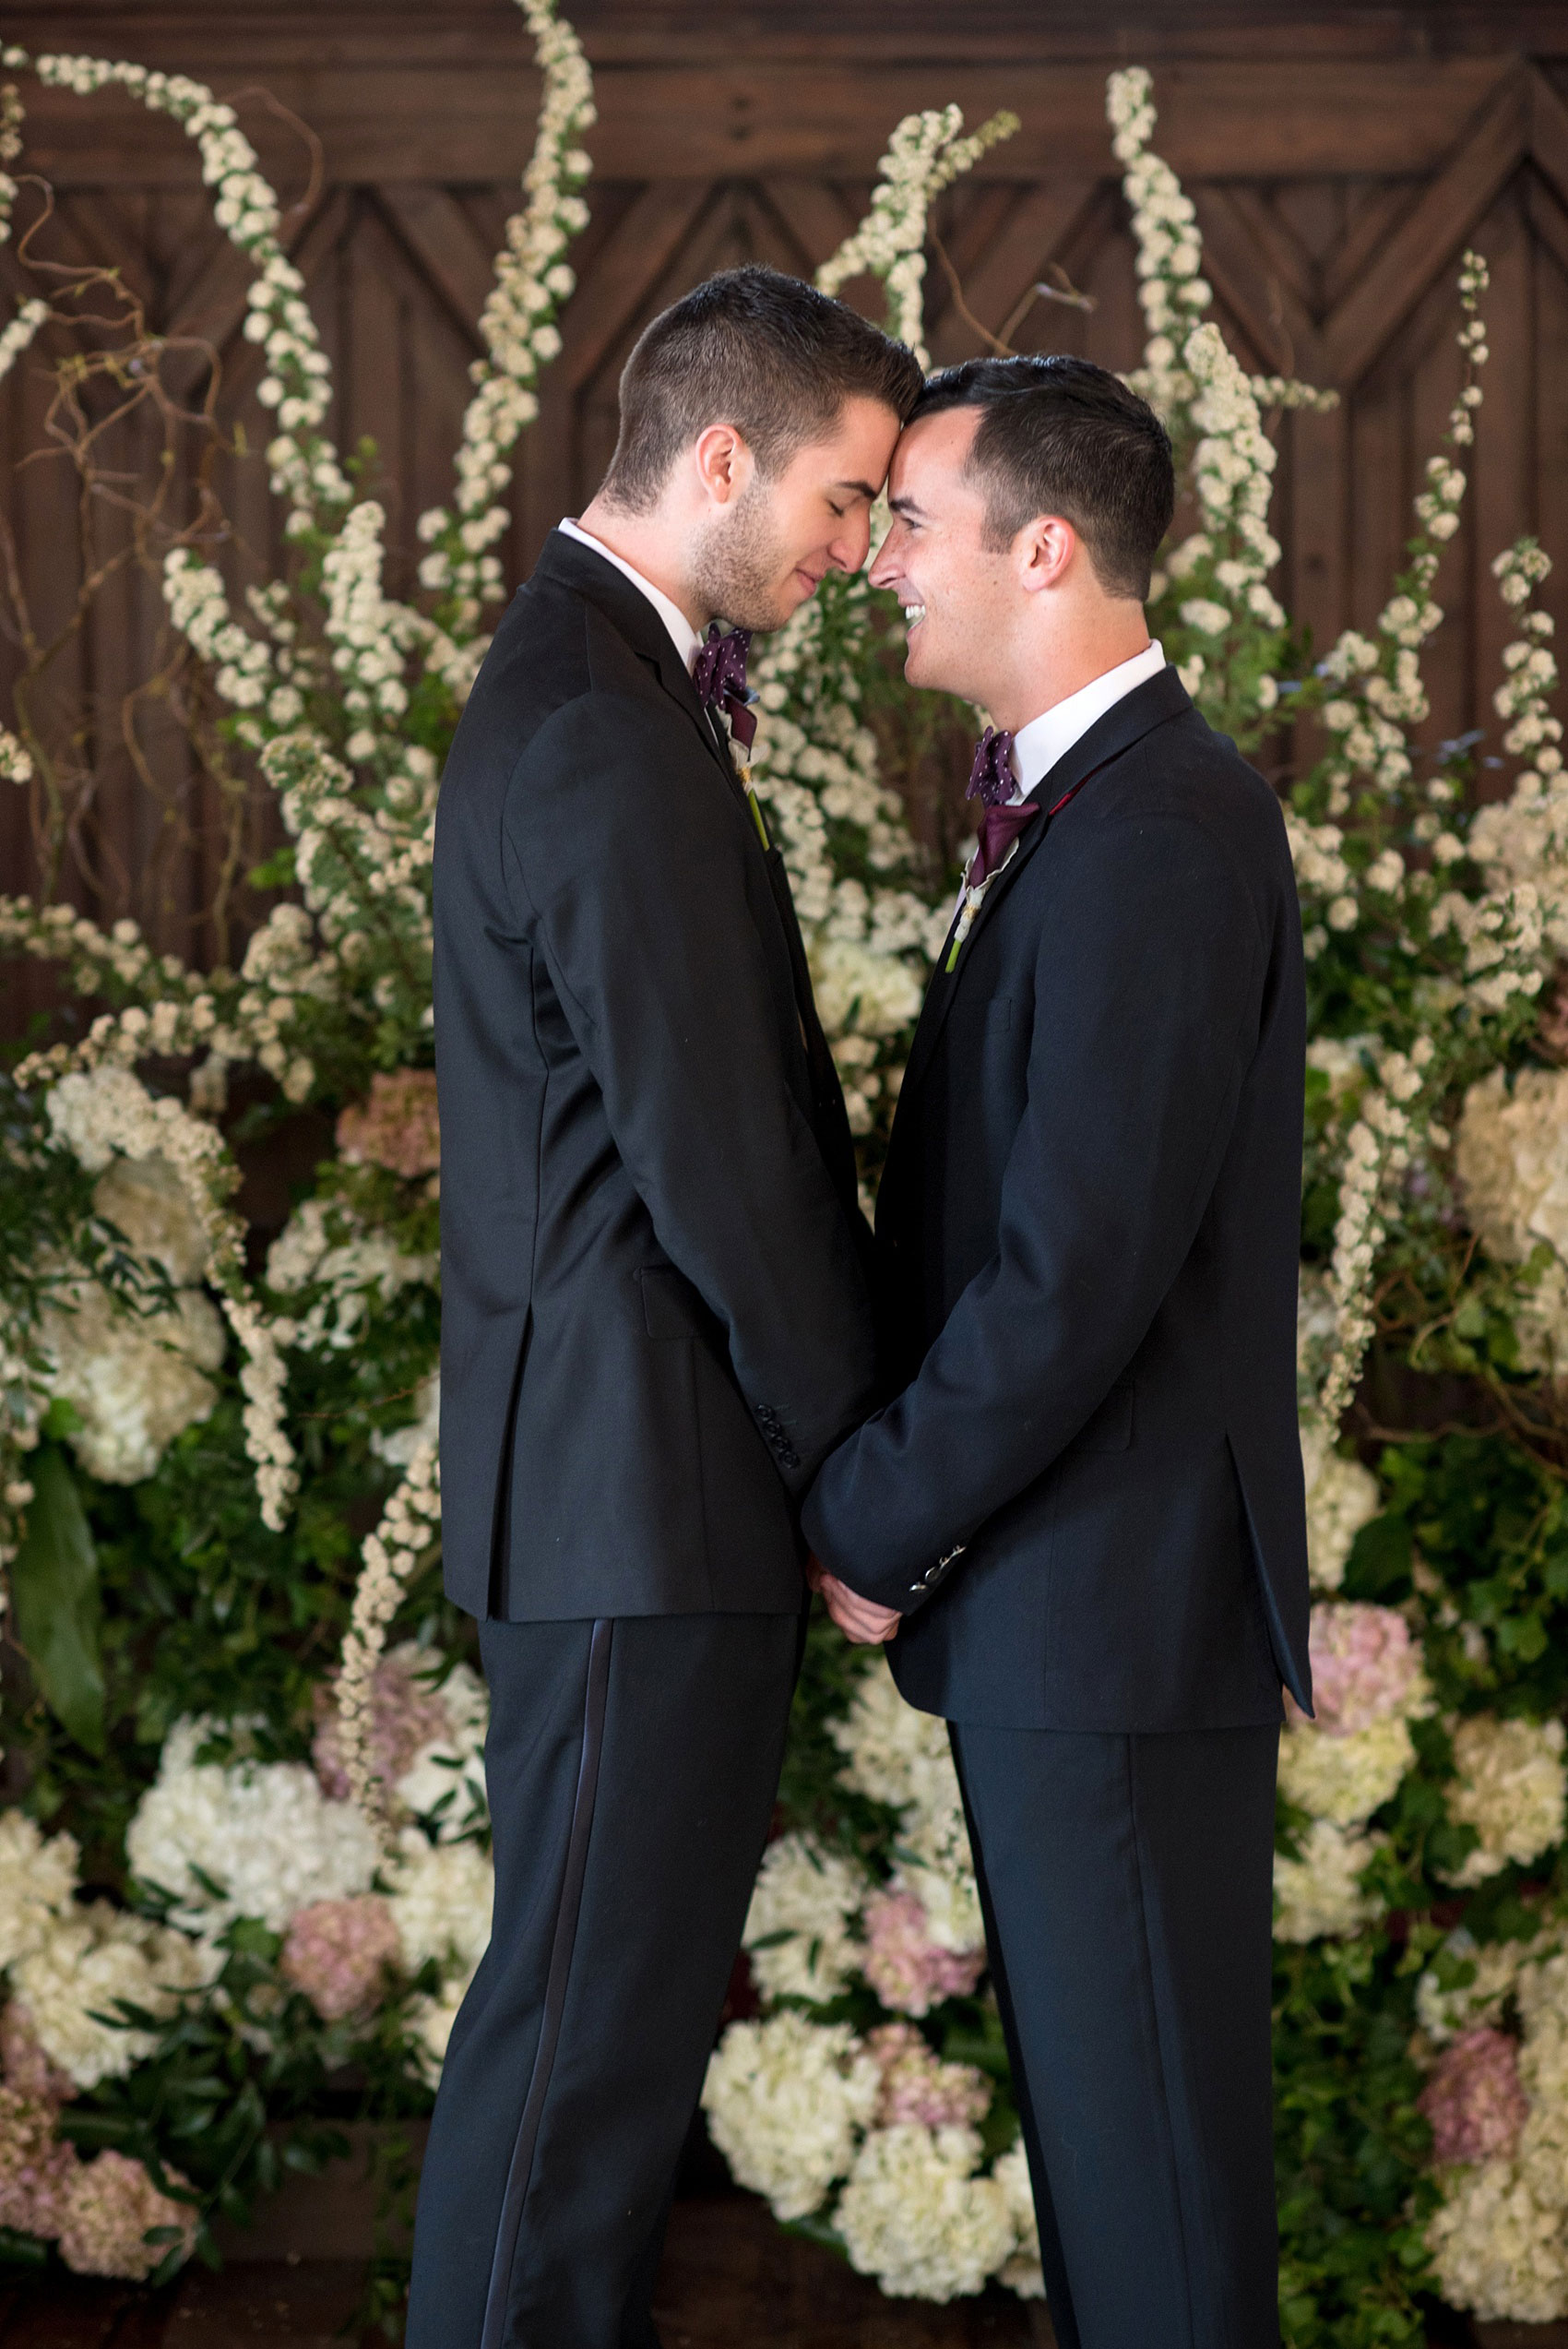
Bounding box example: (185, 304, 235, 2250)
(806, 1552, 901, 1645)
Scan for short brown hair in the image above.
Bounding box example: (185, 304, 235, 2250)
(600, 266, 924, 512)
(909, 354, 1175, 600)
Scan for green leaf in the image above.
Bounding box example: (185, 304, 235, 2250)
(11, 1445, 105, 1755)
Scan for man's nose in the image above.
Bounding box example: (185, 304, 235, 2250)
(829, 510, 873, 576)
(866, 530, 898, 589)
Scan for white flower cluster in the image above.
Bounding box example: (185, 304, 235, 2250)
(1425, 1945, 1568, 2320)
(40, 1155, 225, 1485)
(815, 106, 1017, 363)
(414, 0, 595, 626)
(835, 2121, 1016, 2301)
(335, 1443, 443, 1830)
(266, 1196, 437, 1353)
(1299, 1407, 1380, 1593)
(830, 1658, 984, 1954)
(703, 2010, 882, 2221)
(0, 296, 45, 390)
(1437, 1715, 1566, 1889)
(0, 1811, 211, 2090)
(30, 1066, 299, 1528)
(1108, 68, 1336, 428)
(391, 1652, 489, 1840)
(125, 1717, 380, 1938)
(1455, 1066, 1568, 1375)
(0, 75, 24, 243)
(385, 1826, 493, 2074)
(742, 1832, 867, 2003)
(1318, 1047, 1431, 1423)
(749, 596, 946, 1138)
(1273, 1818, 1385, 1945)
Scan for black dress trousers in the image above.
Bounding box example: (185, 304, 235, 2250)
(406, 1611, 802, 2349)
(950, 1721, 1282, 2349)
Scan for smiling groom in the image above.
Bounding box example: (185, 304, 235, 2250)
(412, 268, 921, 2349)
(805, 356, 1313, 2349)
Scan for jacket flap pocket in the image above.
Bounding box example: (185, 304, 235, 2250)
(637, 1264, 708, 1341)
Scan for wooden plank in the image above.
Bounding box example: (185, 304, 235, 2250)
(928, 181, 1097, 363)
(1322, 67, 1528, 385)
(758, 178, 866, 279)
(560, 179, 713, 389)
(7, 59, 1511, 187)
(1526, 59, 1568, 213)
(1191, 185, 1321, 377)
(376, 184, 497, 345)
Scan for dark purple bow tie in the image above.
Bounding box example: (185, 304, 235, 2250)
(694, 624, 756, 753)
(966, 724, 1016, 810)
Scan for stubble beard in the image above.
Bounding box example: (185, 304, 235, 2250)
(690, 480, 800, 635)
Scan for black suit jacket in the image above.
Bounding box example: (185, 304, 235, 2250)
(434, 530, 877, 1620)
(802, 668, 1312, 1732)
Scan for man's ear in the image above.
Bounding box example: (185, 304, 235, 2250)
(692, 423, 754, 509)
(1016, 514, 1078, 598)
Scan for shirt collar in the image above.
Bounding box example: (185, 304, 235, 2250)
(559, 519, 704, 675)
(1009, 639, 1169, 800)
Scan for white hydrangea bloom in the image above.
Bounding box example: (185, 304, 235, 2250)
(992, 2137, 1045, 2299)
(702, 2011, 881, 2221)
(405, 1973, 469, 2081)
(742, 1833, 866, 2004)
(40, 1276, 223, 1485)
(830, 1661, 982, 1950)
(126, 1718, 379, 1933)
(0, 1811, 79, 1967)
(1273, 1819, 1384, 1942)
(1426, 2159, 1568, 2323)
(1299, 1411, 1380, 1592)
(1439, 1716, 1567, 1887)
(1417, 1926, 1551, 2044)
(836, 2123, 1015, 2301)
(1456, 1068, 1568, 1371)
(12, 1902, 213, 2089)
(1277, 1716, 1414, 1829)
(384, 1829, 493, 1978)
(394, 1660, 488, 1839)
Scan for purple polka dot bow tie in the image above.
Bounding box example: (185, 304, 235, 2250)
(694, 623, 757, 753)
(965, 723, 1038, 886)
(967, 723, 1016, 810)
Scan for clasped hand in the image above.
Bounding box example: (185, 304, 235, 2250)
(806, 1553, 901, 1645)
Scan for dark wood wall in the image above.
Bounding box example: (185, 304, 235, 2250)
(6, 1, 1568, 961)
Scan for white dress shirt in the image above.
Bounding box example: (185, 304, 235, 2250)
(953, 638, 1169, 914)
(1007, 638, 1168, 802)
(559, 518, 703, 674)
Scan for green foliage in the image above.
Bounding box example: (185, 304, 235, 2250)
(10, 1445, 104, 1757)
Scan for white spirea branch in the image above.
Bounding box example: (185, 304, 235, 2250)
(414, 0, 596, 634)
(816, 105, 1018, 364)
(335, 1441, 441, 1832)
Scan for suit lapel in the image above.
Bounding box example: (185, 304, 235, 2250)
(532, 530, 742, 797)
(899, 667, 1193, 1106)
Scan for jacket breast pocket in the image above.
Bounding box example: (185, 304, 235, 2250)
(1073, 1379, 1135, 1453)
(637, 1264, 708, 1342)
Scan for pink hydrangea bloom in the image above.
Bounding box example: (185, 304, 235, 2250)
(336, 1070, 440, 1179)
(1298, 1602, 1423, 1735)
(57, 2149, 196, 2281)
(1419, 2026, 1528, 2166)
(867, 2021, 991, 2128)
(1, 2002, 75, 2105)
(861, 1890, 985, 2018)
(281, 1895, 400, 2022)
(313, 1649, 449, 1801)
(0, 2085, 77, 2238)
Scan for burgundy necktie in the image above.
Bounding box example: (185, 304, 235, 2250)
(694, 624, 756, 753)
(969, 799, 1040, 885)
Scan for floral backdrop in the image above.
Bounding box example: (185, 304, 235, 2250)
(1, 12, 1568, 2342)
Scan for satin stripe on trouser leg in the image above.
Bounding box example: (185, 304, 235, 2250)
(950, 1721, 1282, 2349)
(406, 1611, 802, 2349)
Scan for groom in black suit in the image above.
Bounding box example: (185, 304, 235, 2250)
(804, 356, 1312, 2349)
(411, 268, 921, 2349)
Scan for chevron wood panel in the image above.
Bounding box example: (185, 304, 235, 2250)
(5, 7, 1568, 964)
